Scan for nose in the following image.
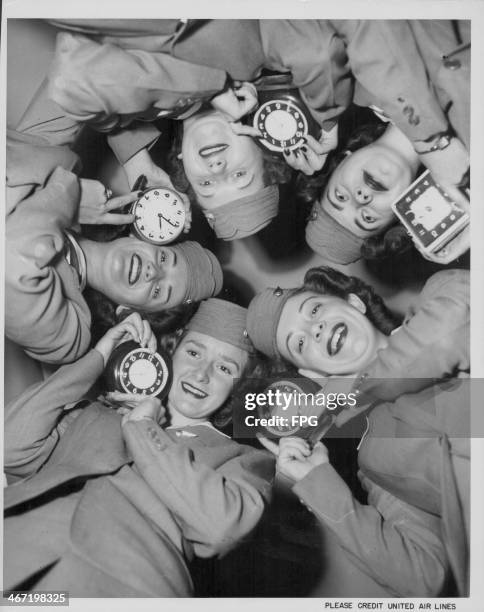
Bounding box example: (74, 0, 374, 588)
(207, 155, 226, 174)
(354, 185, 372, 205)
(194, 361, 211, 383)
(311, 321, 324, 342)
(144, 261, 164, 282)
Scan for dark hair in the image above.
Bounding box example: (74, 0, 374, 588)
(84, 286, 198, 346)
(301, 266, 402, 335)
(166, 120, 293, 208)
(158, 325, 270, 431)
(298, 122, 415, 261)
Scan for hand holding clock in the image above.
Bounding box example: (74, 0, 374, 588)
(78, 178, 138, 226)
(283, 127, 338, 176)
(94, 312, 157, 366)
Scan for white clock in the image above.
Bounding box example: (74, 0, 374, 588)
(130, 187, 186, 245)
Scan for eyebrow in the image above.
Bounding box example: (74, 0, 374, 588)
(163, 285, 172, 304)
(326, 191, 344, 211)
(298, 295, 315, 313)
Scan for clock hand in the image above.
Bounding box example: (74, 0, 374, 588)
(159, 213, 180, 228)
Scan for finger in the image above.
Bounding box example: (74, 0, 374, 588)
(102, 212, 136, 226)
(283, 149, 305, 172)
(104, 187, 113, 200)
(106, 391, 142, 404)
(279, 436, 311, 456)
(146, 331, 158, 354)
(256, 434, 280, 456)
(229, 122, 261, 137)
(106, 191, 140, 210)
(279, 446, 308, 462)
(304, 134, 327, 155)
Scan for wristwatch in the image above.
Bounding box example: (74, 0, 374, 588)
(414, 130, 454, 155)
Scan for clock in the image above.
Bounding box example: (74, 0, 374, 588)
(248, 74, 320, 154)
(392, 170, 470, 255)
(104, 340, 172, 400)
(256, 376, 326, 439)
(130, 187, 186, 245)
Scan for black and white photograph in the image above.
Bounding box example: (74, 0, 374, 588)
(1, 1, 482, 609)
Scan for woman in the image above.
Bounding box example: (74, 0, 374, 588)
(4, 299, 274, 597)
(246, 266, 470, 596)
(304, 118, 470, 265)
(5, 137, 223, 365)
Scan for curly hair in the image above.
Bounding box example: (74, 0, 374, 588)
(298, 121, 416, 261)
(165, 120, 293, 208)
(301, 266, 402, 335)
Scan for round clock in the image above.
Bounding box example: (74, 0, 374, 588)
(130, 187, 186, 245)
(253, 96, 310, 153)
(104, 340, 172, 400)
(257, 376, 323, 438)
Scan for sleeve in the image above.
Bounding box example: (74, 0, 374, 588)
(122, 419, 274, 557)
(5, 166, 92, 365)
(48, 32, 227, 131)
(293, 464, 448, 596)
(331, 20, 449, 142)
(359, 270, 469, 401)
(107, 122, 162, 166)
(4, 349, 104, 481)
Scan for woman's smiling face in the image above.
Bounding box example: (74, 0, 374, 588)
(182, 111, 265, 210)
(275, 291, 380, 376)
(168, 331, 249, 423)
(321, 143, 415, 238)
(99, 237, 188, 311)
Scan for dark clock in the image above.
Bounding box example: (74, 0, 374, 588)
(104, 340, 172, 400)
(249, 74, 320, 154)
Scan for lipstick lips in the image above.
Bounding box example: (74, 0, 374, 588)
(327, 323, 348, 356)
(199, 143, 228, 158)
(128, 254, 142, 285)
(181, 381, 208, 399)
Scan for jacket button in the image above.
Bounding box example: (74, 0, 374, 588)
(443, 58, 461, 70)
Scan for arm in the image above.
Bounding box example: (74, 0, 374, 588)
(4, 349, 104, 481)
(48, 32, 227, 131)
(5, 166, 92, 364)
(358, 270, 469, 402)
(332, 20, 449, 143)
(294, 464, 448, 596)
(123, 418, 274, 557)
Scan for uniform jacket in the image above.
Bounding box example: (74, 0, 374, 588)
(4, 349, 274, 597)
(24, 19, 461, 166)
(293, 270, 470, 596)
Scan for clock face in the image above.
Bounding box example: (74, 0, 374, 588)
(253, 98, 309, 152)
(119, 347, 171, 397)
(131, 187, 186, 245)
(257, 381, 309, 437)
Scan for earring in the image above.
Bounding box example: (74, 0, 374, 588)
(177, 152, 183, 160)
(343, 150, 352, 157)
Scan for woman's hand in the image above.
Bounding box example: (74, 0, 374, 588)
(258, 435, 329, 482)
(115, 396, 165, 426)
(94, 312, 157, 366)
(78, 178, 137, 225)
(123, 148, 192, 233)
(211, 81, 258, 122)
(283, 127, 337, 176)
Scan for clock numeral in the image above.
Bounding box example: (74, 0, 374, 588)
(164, 192, 170, 198)
(139, 225, 145, 231)
(144, 195, 149, 200)
(169, 231, 174, 236)
(177, 210, 182, 215)
(160, 235, 165, 240)
(172, 199, 178, 204)
(149, 232, 154, 238)
(154, 190, 159, 196)
(136, 216, 141, 221)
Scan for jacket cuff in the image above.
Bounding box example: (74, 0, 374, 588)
(108, 123, 161, 165)
(293, 462, 355, 523)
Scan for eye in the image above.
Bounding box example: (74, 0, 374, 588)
(153, 285, 160, 299)
(310, 303, 322, 317)
(234, 170, 246, 179)
(361, 208, 377, 224)
(218, 364, 233, 375)
(334, 188, 347, 202)
(158, 251, 166, 264)
(187, 349, 199, 358)
(199, 179, 213, 187)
